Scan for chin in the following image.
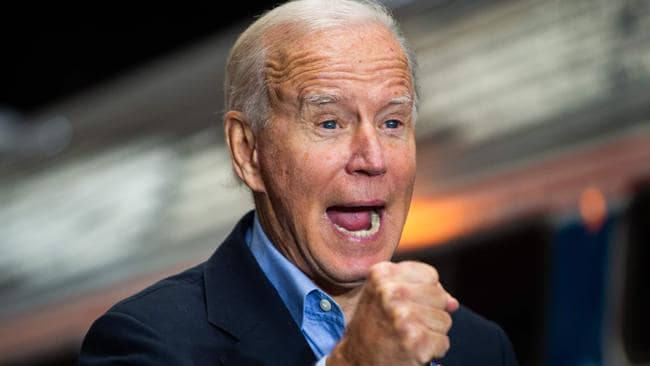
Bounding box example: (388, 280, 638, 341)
(319, 239, 396, 284)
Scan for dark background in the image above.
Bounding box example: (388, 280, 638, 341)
(2, 3, 279, 115)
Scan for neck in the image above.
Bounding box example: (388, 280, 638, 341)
(253, 196, 370, 323)
(331, 286, 364, 324)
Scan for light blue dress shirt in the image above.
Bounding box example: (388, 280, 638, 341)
(246, 213, 439, 366)
(246, 214, 343, 365)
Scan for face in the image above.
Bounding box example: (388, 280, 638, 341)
(251, 23, 416, 292)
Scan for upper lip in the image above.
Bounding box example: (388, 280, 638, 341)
(327, 199, 386, 208)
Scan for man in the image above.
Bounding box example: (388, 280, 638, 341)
(80, 0, 518, 365)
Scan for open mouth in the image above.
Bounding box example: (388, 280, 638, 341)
(326, 205, 383, 238)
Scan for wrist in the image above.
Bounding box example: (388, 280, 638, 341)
(328, 337, 357, 366)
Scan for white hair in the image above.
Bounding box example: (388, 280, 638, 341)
(224, 0, 418, 131)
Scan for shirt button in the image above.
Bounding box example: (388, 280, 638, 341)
(319, 298, 332, 312)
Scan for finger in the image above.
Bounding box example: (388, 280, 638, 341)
(446, 294, 460, 313)
(397, 261, 460, 313)
(382, 282, 450, 309)
(393, 302, 453, 335)
(396, 315, 451, 363)
(413, 330, 450, 364)
(368, 261, 398, 279)
(393, 261, 440, 284)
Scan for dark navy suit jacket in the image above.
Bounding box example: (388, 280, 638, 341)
(80, 212, 519, 365)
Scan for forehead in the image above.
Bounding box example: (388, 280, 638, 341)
(264, 22, 414, 106)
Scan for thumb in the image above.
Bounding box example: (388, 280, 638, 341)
(445, 294, 460, 313)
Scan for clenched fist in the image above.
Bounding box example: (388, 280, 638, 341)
(329, 261, 459, 366)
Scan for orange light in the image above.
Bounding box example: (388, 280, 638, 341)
(579, 186, 607, 233)
(399, 197, 470, 250)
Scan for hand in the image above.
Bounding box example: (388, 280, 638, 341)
(329, 261, 459, 366)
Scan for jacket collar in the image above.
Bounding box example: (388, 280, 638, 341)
(203, 211, 316, 365)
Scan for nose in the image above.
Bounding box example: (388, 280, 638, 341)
(346, 122, 387, 176)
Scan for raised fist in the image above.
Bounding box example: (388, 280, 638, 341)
(329, 261, 459, 365)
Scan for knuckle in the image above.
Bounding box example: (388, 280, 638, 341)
(376, 280, 410, 305)
(398, 323, 420, 349)
(434, 285, 449, 308)
(378, 282, 395, 305)
(369, 261, 393, 281)
(428, 333, 450, 356)
(438, 335, 450, 352)
(401, 261, 439, 283)
(427, 265, 440, 283)
(440, 311, 453, 333)
(390, 303, 410, 324)
(391, 283, 410, 301)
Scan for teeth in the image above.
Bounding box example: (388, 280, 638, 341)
(333, 209, 381, 238)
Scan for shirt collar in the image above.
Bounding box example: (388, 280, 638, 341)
(246, 212, 321, 326)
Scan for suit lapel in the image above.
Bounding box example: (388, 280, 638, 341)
(204, 212, 316, 365)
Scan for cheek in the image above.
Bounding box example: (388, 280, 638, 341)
(262, 145, 337, 203)
(295, 145, 345, 184)
(388, 142, 417, 184)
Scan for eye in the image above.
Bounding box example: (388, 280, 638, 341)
(384, 119, 401, 129)
(320, 120, 338, 129)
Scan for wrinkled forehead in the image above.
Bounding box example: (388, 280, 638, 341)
(262, 22, 414, 105)
(267, 19, 395, 43)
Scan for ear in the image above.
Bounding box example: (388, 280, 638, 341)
(224, 111, 266, 193)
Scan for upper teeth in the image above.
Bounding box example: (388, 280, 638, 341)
(333, 210, 381, 238)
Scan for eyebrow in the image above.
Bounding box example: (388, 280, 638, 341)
(302, 94, 340, 106)
(387, 95, 413, 106)
(301, 94, 413, 107)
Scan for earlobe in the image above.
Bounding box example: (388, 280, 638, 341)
(224, 111, 266, 192)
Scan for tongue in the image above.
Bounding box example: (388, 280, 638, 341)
(327, 207, 373, 231)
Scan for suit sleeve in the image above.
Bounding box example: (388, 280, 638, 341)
(494, 322, 519, 366)
(79, 310, 186, 366)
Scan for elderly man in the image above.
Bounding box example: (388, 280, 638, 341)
(80, 0, 518, 365)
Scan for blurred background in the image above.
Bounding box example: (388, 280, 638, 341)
(1, 0, 649, 365)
